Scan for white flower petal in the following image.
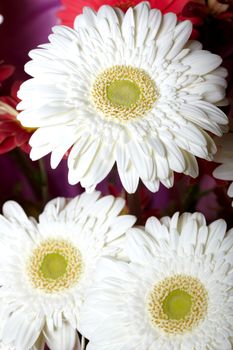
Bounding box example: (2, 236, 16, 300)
(182, 51, 222, 75)
(142, 179, 160, 192)
(44, 322, 79, 350)
(227, 182, 233, 198)
(147, 9, 162, 41)
(2, 311, 44, 350)
(213, 163, 233, 181)
(166, 20, 192, 60)
(121, 8, 135, 46)
(118, 161, 139, 194)
(127, 140, 153, 181)
(106, 215, 136, 242)
(79, 146, 115, 189)
(2, 201, 28, 222)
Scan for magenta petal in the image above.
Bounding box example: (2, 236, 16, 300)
(0, 65, 15, 82)
(0, 136, 17, 154)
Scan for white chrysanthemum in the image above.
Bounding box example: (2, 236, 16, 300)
(213, 132, 233, 205)
(80, 212, 233, 350)
(0, 192, 135, 350)
(17, 2, 228, 193)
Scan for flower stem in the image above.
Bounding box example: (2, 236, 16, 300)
(12, 149, 42, 200)
(11, 150, 48, 206)
(127, 185, 143, 224)
(38, 158, 48, 205)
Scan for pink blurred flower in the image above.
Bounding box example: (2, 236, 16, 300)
(0, 64, 14, 83)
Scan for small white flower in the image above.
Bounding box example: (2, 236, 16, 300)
(17, 2, 228, 193)
(80, 212, 233, 350)
(0, 192, 135, 350)
(0, 15, 3, 25)
(213, 132, 233, 205)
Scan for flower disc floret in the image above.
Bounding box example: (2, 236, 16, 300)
(28, 239, 83, 293)
(147, 274, 208, 334)
(91, 65, 158, 121)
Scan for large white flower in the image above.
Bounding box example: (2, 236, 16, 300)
(213, 132, 233, 205)
(80, 212, 233, 350)
(0, 192, 135, 350)
(17, 2, 228, 193)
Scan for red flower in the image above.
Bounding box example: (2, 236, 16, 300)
(0, 78, 33, 154)
(57, 0, 199, 33)
(0, 64, 15, 83)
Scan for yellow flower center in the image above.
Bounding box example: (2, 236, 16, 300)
(162, 289, 192, 320)
(27, 239, 83, 293)
(147, 275, 208, 334)
(107, 80, 141, 107)
(91, 65, 158, 122)
(40, 253, 67, 279)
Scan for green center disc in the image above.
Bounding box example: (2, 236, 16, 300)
(40, 253, 67, 279)
(107, 79, 140, 107)
(162, 289, 192, 320)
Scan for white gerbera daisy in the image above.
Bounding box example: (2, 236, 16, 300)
(79, 212, 233, 350)
(0, 192, 135, 350)
(213, 132, 233, 205)
(17, 2, 228, 193)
